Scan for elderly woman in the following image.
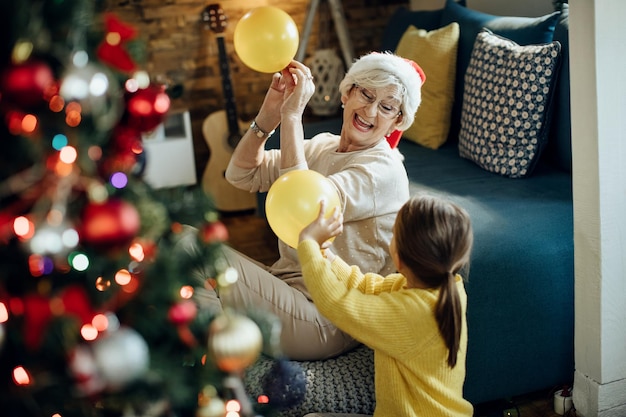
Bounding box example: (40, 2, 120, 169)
(204, 52, 425, 361)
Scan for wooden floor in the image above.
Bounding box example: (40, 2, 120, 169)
(221, 212, 566, 417)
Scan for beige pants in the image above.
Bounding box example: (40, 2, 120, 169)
(196, 246, 359, 361)
(303, 414, 370, 417)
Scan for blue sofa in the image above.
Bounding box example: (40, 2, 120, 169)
(245, 2, 574, 415)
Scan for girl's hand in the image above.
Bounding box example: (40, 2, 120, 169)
(299, 200, 343, 248)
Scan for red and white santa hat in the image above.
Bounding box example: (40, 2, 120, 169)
(340, 52, 426, 148)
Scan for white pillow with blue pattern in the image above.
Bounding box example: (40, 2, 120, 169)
(458, 29, 561, 178)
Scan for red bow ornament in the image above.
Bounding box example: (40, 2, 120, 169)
(21, 285, 96, 351)
(96, 13, 138, 73)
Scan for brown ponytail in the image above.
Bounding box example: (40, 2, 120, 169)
(394, 194, 473, 368)
(436, 272, 462, 367)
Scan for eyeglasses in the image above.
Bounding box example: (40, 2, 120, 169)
(352, 85, 402, 119)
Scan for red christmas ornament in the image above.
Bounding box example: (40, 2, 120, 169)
(124, 84, 170, 132)
(200, 221, 229, 244)
(81, 199, 141, 249)
(0, 59, 55, 109)
(0, 212, 15, 244)
(167, 299, 198, 325)
(99, 125, 143, 178)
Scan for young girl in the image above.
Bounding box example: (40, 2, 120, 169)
(297, 194, 474, 417)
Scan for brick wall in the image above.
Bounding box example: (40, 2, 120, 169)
(104, 0, 407, 179)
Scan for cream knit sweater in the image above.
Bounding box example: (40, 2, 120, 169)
(298, 239, 473, 417)
(226, 133, 409, 298)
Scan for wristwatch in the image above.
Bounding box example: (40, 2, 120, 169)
(249, 120, 275, 139)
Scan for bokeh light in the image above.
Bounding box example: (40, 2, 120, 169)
(71, 50, 89, 68)
(12, 366, 31, 385)
(28, 254, 44, 276)
(180, 285, 194, 299)
(62, 228, 79, 248)
(65, 101, 82, 127)
(133, 70, 151, 89)
(110, 172, 128, 189)
(29, 227, 63, 254)
(225, 399, 242, 416)
(90, 72, 110, 97)
(92, 313, 109, 331)
(69, 252, 89, 271)
(115, 269, 131, 286)
(59, 146, 78, 164)
(49, 95, 65, 112)
(125, 77, 139, 93)
(88, 146, 103, 161)
(154, 93, 170, 113)
(13, 216, 34, 239)
(80, 323, 98, 341)
(106, 32, 121, 46)
(51, 133, 68, 150)
(65, 109, 81, 127)
(95, 276, 111, 291)
(128, 242, 145, 262)
(131, 141, 143, 155)
(21, 114, 37, 134)
(0, 302, 8, 322)
(217, 267, 239, 287)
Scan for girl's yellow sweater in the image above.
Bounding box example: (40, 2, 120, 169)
(298, 239, 473, 417)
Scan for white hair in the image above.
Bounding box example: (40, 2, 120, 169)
(338, 52, 424, 131)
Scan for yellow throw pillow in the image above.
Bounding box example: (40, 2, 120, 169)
(395, 22, 459, 149)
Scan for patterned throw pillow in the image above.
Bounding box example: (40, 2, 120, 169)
(396, 22, 460, 149)
(458, 29, 561, 178)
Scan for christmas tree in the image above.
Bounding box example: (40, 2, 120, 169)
(0, 1, 303, 416)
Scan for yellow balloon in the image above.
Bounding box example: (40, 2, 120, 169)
(266, 170, 342, 249)
(234, 6, 299, 73)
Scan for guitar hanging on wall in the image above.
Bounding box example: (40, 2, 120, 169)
(201, 4, 256, 212)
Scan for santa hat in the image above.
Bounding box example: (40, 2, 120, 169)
(343, 52, 426, 148)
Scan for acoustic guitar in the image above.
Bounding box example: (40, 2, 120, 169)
(201, 4, 257, 212)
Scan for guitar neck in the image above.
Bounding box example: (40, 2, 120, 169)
(216, 35, 240, 136)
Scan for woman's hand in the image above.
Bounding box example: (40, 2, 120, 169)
(256, 60, 315, 131)
(280, 60, 315, 119)
(299, 200, 343, 250)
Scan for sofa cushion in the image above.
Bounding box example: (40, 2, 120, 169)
(395, 22, 460, 149)
(380, 7, 444, 52)
(458, 29, 561, 178)
(440, 0, 561, 142)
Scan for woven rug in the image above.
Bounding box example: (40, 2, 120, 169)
(244, 345, 375, 417)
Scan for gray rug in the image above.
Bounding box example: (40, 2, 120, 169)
(244, 345, 375, 417)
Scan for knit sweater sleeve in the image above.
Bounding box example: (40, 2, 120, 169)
(298, 240, 436, 355)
